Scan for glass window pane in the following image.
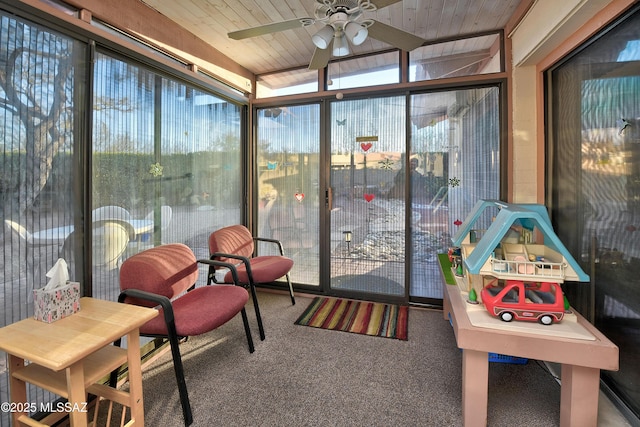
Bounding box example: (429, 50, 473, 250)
(410, 33, 502, 82)
(330, 96, 406, 296)
(92, 52, 242, 300)
(256, 104, 320, 287)
(256, 68, 318, 98)
(0, 12, 85, 422)
(327, 51, 399, 90)
(409, 87, 501, 299)
(0, 15, 82, 320)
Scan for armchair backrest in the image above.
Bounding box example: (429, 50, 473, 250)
(208, 225, 254, 262)
(120, 243, 198, 307)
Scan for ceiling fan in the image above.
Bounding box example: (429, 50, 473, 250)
(228, 0, 426, 69)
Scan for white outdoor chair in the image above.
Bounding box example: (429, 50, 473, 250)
(62, 219, 134, 278)
(92, 206, 132, 222)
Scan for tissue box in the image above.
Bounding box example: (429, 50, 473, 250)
(33, 281, 81, 323)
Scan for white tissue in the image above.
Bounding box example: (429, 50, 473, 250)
(44, 258, 69, 291)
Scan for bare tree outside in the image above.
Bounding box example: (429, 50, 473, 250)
(0, 18, 76, 217)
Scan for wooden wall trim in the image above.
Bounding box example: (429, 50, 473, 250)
(504, 0, 537, 37)
(537, 0, 636, 72)
(504, 33, 514, 202)
(59, 0, 255, 87)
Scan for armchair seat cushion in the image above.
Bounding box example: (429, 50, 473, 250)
(223, 255, 293, 284)
(140, 285, 249, 337)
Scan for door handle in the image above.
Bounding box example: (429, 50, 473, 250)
(326, 187, 333, 210)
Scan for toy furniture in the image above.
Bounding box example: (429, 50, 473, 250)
(0, 297, 157, 426)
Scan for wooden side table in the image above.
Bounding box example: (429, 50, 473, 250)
(439, 257, 619, 427)
(0, 297, 157, 427)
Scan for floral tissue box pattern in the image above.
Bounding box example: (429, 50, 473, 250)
(33, 281, 81, 323)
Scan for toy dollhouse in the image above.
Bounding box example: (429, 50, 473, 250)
(450, 200, 589, 323)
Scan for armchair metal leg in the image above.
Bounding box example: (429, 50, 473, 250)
(240, 307, 255, 353)
(167, 331, 193, 426)
(285, 272, 295, 305)
(248, 284, 265, 341)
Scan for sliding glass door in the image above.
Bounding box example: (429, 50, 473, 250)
(254, 87, 501, 302)
(327, 88, 501, 301)
(255, 104, 321, 288)
(409, 88, 501, 301)
(548, 7, 640, 417)
(329, 96, 407, 299)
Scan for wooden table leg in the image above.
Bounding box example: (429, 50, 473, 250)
(65, 361, 88, 427)
(462, 349, 489, 427)
(126, 329, 145, 425)
(8, 355, 27, 426)
(560, 364, 601, 427)
(443, 289, 452, 322)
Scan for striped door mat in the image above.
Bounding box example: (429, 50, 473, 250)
(294, 297, 408, 340)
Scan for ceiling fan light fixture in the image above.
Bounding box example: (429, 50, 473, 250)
(312, 25, 334, 49)
(333, 34, 350, 57)
(344, 22, 368, 45)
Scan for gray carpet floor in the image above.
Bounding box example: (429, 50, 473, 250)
(131, 291, 562, 426)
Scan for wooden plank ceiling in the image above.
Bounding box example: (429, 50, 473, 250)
(139, 0, 523, 77)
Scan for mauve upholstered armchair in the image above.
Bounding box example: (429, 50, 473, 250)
(208, 224, 295, 341)
(113, 243, 253, 426)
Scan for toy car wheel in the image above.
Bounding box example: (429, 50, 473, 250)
(499, 312, 513, 322)
(539, 315, 554, 325)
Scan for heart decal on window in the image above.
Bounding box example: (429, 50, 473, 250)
(294, 193, 305, 202)
(363, 193, 375, 202)
(360, 142, 372, 152)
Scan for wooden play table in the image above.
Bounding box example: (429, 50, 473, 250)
(439, 257, 619, 427)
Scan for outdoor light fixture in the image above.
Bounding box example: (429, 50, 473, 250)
(343, 230, 352, 252)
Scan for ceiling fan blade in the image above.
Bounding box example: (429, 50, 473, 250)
(308, 42, 333, 70)
(228, 18, 311, 40)
(367, 20, 425, 51)
(371, 0, 403, 9)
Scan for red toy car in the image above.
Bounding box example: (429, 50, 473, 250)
(480, 279, 566, 325)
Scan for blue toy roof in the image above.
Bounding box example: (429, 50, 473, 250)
(451, 200, 589, 282)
